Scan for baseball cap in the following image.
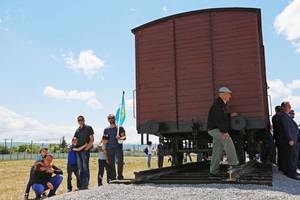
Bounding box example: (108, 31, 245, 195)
(218, 86, 232, 94)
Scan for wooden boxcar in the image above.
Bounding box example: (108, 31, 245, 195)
(132, 8, 269, 164)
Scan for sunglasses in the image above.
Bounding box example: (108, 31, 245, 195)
(108, 117, 115, 120)
(77, 119, 84, 122)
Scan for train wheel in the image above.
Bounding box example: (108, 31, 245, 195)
(235, 139, 246, 165)
(246, 131, 256, 160)
(172, 152, 183, 166)
(231, 131, 246, 164)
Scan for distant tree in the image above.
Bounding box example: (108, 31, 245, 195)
(60, 136, 68, 153)
(17, 144, 40, 153)
(17, 144, 28, 152)
(49, 144, 60, 153)
(9, 146, 18, 153)
(0, 145, 9, 154)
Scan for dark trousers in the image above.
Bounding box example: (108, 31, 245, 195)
(298, 142, 300, 168)
(76, 151, 90, 188)
(284, 143, 299, 177)
(277, 145, 285, 171)
(261, 135, 276, 164)
(98, 159, 110, 186)
(67, 164, 80, 190)
(107, 148, 124, 180)
(32, 175, 63, 198)
(25, 166, 35, 194)
(157, 155, 164, 168)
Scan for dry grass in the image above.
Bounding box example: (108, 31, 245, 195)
(0, 156, 171, 200)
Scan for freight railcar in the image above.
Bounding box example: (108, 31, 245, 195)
(132, 8, 269, 165)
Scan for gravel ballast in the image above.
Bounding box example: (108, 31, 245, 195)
(50, 167, 300, 200)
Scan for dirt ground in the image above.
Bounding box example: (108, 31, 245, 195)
(0, 156, 170, 200)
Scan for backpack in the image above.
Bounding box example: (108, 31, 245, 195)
(143, 147, 148, 155)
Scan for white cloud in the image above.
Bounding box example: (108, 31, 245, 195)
(0, 16, 9, 32)
(268, 79, 300, 123)
(0, 106, 158, 144)
(162, 6, 169, 15)
(287, 80, 300, 90)
(274, 0, 300, 52)
(86, 98, 102, 110)
(121, 125, 158, 144)
(0, 106, 74, 142)
(43, 86, 103, 109)
(268, 79, 292, 99)
(49, 54, 58, 62)
(125, 99, 134, 110)
(64, 50, 105, 79)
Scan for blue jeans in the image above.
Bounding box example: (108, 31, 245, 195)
(32, 175, 63, 198)
(107, 148, 124, 180)
(98, 159, 110, 186)
(157, 155, 164, 168)
(76, 151, 90, 188)
(147, 154, 152, 168)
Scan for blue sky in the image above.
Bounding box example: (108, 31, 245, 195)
(0, 0, 300, 144)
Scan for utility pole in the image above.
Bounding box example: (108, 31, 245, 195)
(31, 140, 33, 159)
(10, 138, 12, 160)
(3, 139, 9, 153)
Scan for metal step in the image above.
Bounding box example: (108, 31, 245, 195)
(133, 160, 273, 186)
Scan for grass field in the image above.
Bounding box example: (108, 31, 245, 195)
(0, 156, 171, 200)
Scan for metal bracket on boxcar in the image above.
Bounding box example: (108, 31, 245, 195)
(141, 120, 159, 134)
(192, 119, 200, 136)
(230, 116, 247, 131)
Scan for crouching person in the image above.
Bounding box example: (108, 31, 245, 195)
(32, 154, 63, 200)
(24, 147, 48, 200)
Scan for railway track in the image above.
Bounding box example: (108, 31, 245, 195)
(112, 160, 273, 186)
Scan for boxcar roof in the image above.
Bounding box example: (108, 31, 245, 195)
(131, 7, 260, 34)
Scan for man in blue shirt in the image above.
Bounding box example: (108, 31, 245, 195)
(278, 102, 300, 180)
(103, 114, 126, 180)
(73, 115, 94, 189)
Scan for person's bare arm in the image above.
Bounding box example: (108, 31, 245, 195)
(97, 140, 102, 149)
(116, 132, 126, 141)
(47, 182, 54, 190)
(73, 143, 88, 151)
(85, 134, 94, 151)
(230, 113, 238, 117)
(34, 162, 44, 171)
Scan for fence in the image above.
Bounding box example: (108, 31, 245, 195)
(0, 150, 147, 161)
(0, 152, 71, 161)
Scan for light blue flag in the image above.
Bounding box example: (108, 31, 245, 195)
(116, 91, 126, 126)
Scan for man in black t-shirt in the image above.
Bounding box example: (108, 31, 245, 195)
(74, 115, 94, 189)
(103, 114, 126, 180)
